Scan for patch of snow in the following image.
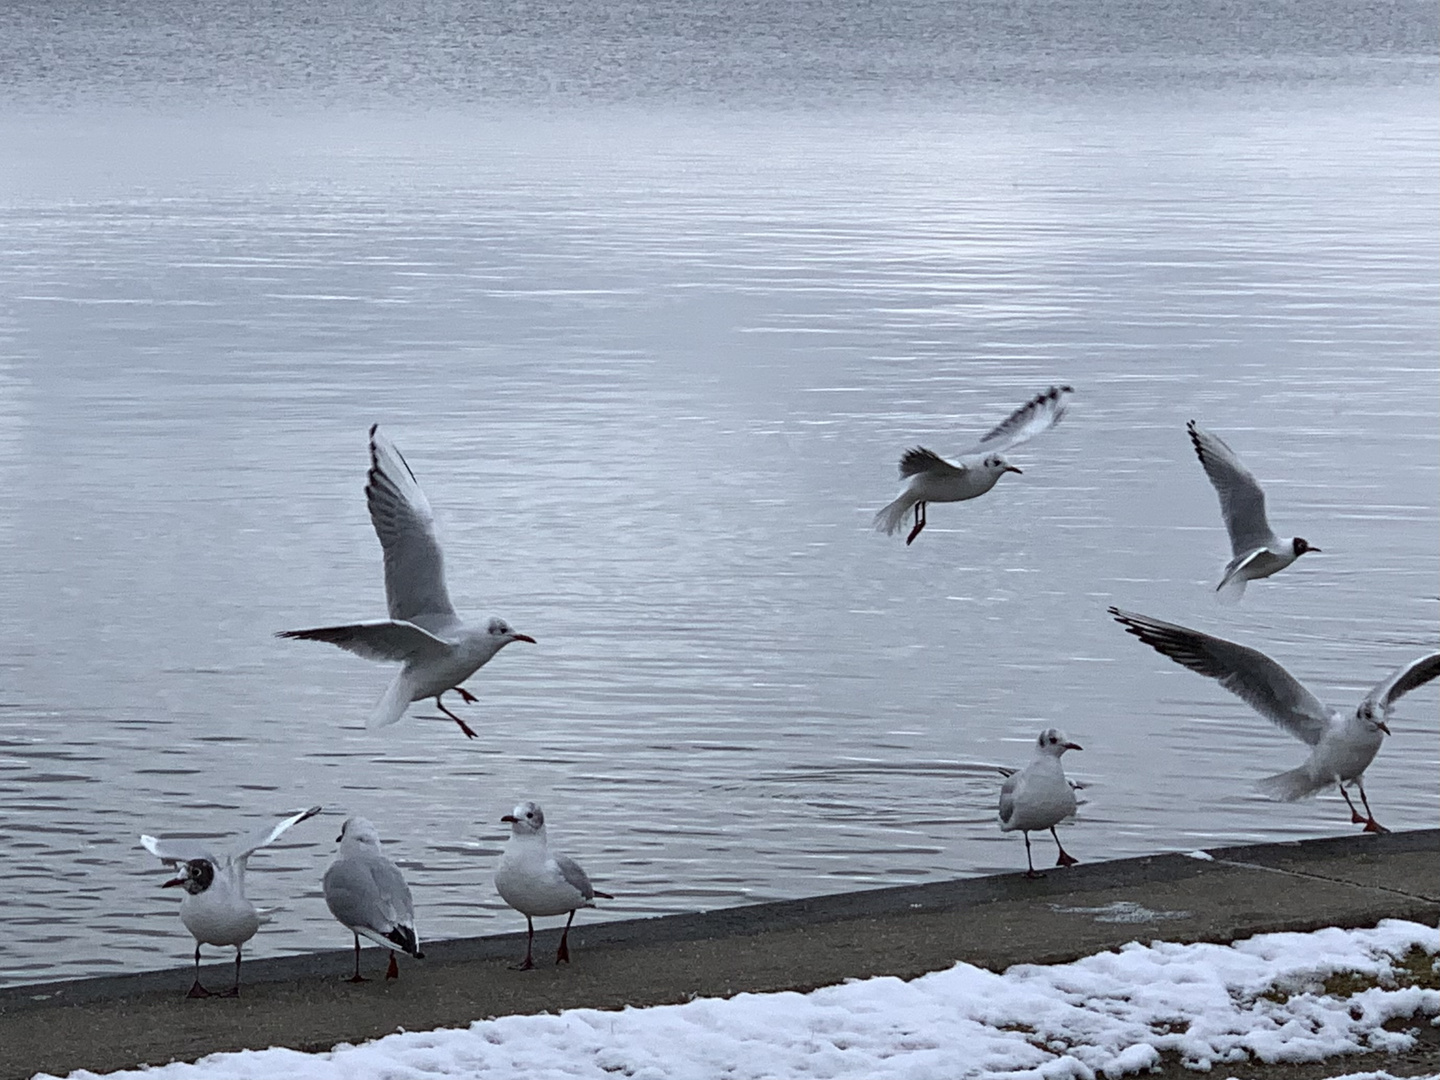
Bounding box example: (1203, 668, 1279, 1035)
(1048, 900, 1190, 923)
(1186, 850, 1215, 861)
(43, 920, 1438, 1080)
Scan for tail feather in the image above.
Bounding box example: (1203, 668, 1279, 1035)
(1215, 571, 1247, 605)
(1255, 765, 1325, 802)
(369, 670, 417, 729)
(874, 493, 919, 536)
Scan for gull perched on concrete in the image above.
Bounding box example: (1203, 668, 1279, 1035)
(1187, 420, 1319, 603)
(322, 816, 424, 982)
(494, 801, 613, 970)
(141, 806, 322, 998)
(875, 385, 1072, 545)
(998, 728, 1083, 876)
(278, 425, 535, 739)
(1110, 607, 1440, 833)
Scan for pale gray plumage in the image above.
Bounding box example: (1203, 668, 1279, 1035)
(323, 816, 422, 980)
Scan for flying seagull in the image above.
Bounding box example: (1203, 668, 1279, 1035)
(875, 385, 1072, 545)
(279, 426, 535, 738)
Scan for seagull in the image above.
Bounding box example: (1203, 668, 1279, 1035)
(998, 728, 1083, 876)
(1187, 420, 1319, 603)
(322, 816, 425, 983)
(140, 806, 322, 998)
(494, 801, 613, 970)
(1110, 607, 1440, 833)
(875, 385, 1072, 545)
(278, 425, 536, 739)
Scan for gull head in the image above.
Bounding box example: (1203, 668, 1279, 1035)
(488, 617, 537, 646)
(336, 816, 383, 851)
(162, 858, 215, 895)
(501, 800, 546, 836)
(1355, 702, 1392, 736)
(984, 454, 1023, 477)
(1292, 537, 1320, 556)
(1036, 728, 1082, 756)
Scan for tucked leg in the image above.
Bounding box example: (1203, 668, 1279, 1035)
(186, 943, 213, 999)
(556, 910, 577, 965)
(435, 692, 479, 739)
(906, 502, 927, 546)
(347, 932, 368, 983)
(510, 916, 536, 971)
(1051, 826, 1079, 867)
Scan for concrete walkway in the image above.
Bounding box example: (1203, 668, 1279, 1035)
(2, 829, 1437, 1080)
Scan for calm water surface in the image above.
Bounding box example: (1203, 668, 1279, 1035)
(0, 0, 1436, 986)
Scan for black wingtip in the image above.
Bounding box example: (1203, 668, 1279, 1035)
(368, 423, 379, 439)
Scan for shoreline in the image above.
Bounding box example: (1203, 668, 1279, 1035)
(3, 828, 1437, 1079)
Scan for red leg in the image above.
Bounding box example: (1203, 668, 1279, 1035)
(186, 944, 213, 998)
(510, 917, 536, 971)
(1356, 782, 1388, 834)
(1338, 785, 1367, 825)
(456, 687, 478, 704)
(1051, 827, 1079, 867)
(385, 952, 399, 980)
(906, 503, 927, 546)
(556, 910, 576, 965)
(435, 693, 479, 739)
(217, 947, 242, 998)
(347, 933, 368, 983)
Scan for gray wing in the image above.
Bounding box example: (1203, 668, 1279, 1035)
(232, 806, 323, 864)
(1187, 421, 1276, 558)
(367, 425, 457, 624)
(997, 771, 1019, 825)
(324, 854, 414, 933)
(1109, 607, 1330, 746)
(140, 835, 220, 866)
(957, 385, 1073, 457)
(275, 619, 452, 662)
(898, 446, 965, 480)
(1360, 652, 1440, 718)
(554, 854, 596, 902)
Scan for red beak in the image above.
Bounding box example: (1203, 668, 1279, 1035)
(512, 634, 537, 644)
(1004, 465, 1023, 475)
(161, 875, 185, 888)
(1065, 742, 1083, 751)
(500, 815, 517, 823)
(1377, 721, 1391, 736)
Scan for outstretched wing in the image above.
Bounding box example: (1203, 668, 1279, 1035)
(276, 619, 452, 663)
(956, 385, 1073, 457)
(140, 835, 220, 866)
(367, 426, 457, 624)
(1109, 607, 1331, 746)
(233, 806, 323, 864)
(1360, 652, 1440, 719)
(1187, 421, 1276, 559)
(898, 446, 965, 479)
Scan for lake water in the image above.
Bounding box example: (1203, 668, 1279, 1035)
(0, 0, 1436, 987)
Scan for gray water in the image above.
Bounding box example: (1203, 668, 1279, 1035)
(0, 0, 1436, 987)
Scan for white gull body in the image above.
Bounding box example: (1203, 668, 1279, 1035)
(323, 816, 424, 982)
(278, 425, 535, 738)
(494, 801, 612, 969)
(998, 728, 1082, 876)
(141, 805, 321, 997)
(1110, 607, 1440, 832)
(875, 385, 1072, 545)
(1187, 420, 1319, 603)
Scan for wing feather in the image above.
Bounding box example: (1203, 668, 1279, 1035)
(1109, 607, 1331, 746)
(1187, 421, 1276, 558)
(898, 446, 964, 479)
(367, 426, 457, 624)
(232, 806, 323, 864)
(1361, 652, 1440, 718)
(957, 385, 1073, 457)
(276, 619, 452, 663)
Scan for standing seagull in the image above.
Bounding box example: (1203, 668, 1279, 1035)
(1187, 420, 1319, 602)
(494, 801, 613, 970)
(1110, 607, 1440, 833)
(141, 806, 322, 998)
(278, 425, 536, 738)
(875, 385, 1073, 545)
(998, 728, 1083, 876)
(322, 816, 425, 983)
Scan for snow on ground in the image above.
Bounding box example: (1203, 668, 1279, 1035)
(47, 920, 1438, 1080)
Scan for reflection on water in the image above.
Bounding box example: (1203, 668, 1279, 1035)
(0, 1, 1436, 986)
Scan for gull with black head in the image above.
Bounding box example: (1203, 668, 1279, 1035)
(140, 806, 321, 998)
